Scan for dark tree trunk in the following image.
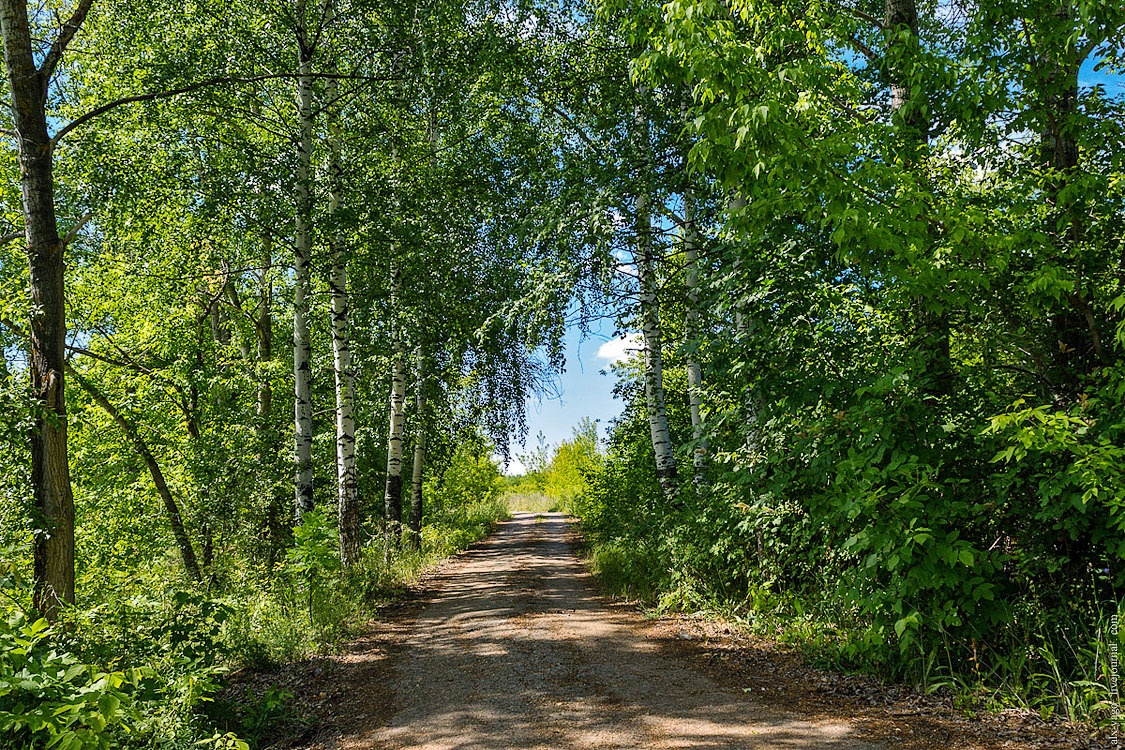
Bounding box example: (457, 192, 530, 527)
(0, 0, 79, 621)
(408, 346, 427, 548)
(885, 0, 953, 399)
(69, 369, 202, 582)
(1037, 3, 1105, 391)
(255, 232, 289, 566)
(256, 232, 274, 423)
(383, 262, 405, 550)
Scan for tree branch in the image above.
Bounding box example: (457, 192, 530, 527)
(67, 366, 202, 582)
(847, 35, 878, 62)
(61, 211, 93, 244)
(40, 0, 96, 82)
(827, 1, 887, 30)
(52, 72, 401, 145)
(0, 211, 94, 248)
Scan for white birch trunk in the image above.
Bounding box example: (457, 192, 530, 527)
(292, 10, 315, 520)
(324, 69, 360, 565)
(634, 89, 677, 501)
(408, 345, 426, 548)
(683, 184, 706, 483)
(383, 261, 406, 548)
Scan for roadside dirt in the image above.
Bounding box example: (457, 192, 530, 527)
(261, 512, 1111, 750)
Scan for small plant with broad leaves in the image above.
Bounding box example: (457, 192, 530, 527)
(0, 611, 144, 749)
(285, 509, 342, 628)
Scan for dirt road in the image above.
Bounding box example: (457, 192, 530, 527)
(329, 512, 879, 749)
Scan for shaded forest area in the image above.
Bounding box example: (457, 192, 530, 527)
(0, 0, 1123, 746)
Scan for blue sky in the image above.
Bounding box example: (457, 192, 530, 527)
(503, 318, 638, 475)
(1080, 54, 1123, 93)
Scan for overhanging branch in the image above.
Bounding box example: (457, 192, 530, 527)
(52, 72, 402, 146)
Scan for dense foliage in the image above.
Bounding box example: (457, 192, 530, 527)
(539, 0, 1125, 725)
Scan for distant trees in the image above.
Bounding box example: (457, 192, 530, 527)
(513, 419, 603, 503)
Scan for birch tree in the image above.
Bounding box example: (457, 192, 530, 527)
(291, 0, 316, 520)
(408, 345, 427, 546)
(384, 260, 407, 547)
(682, 182, 705, 483)
(323, 32, 361, 566)
(632, 89, 677, 501)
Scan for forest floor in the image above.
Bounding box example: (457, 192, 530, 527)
(240, 512, 1111, 749)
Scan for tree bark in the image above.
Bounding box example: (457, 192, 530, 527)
(885, 0, 926, 154)
(255, 231, 289, 566)
(1037, 3, 1104, 389)
(633, 88, 677, 501)
(0, 0, 78, 621)
(885, 0, 953, 398)
(384, 261, 406, 549)
(69, 368, 202, 582)
(683, 182, 705, 484)
(292, 13, 315, 520)
(257, 232, 274, 423)
(325, 68, 361, 566)
(726, 195, 763, 453)
(408, 345, 427, 548)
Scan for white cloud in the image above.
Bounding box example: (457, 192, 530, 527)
(596, 334, 643, 364)
(494, 454, 527, 476)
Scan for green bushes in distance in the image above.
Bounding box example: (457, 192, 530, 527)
(425, 438, 506, 512)
(506, 419, 603, 512)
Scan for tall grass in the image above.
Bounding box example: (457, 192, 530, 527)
(504, 491, 562, 513)
(222, 497, 510, 667)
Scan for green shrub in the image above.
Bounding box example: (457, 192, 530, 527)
(425, 440, 504, 510)
(0, 611, 143, 750)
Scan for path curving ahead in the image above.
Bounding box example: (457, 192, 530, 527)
(347, 512, 881, 750)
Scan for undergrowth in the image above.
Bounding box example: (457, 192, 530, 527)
(575, 518, 1124, 731)
(0, 497, 508, 750)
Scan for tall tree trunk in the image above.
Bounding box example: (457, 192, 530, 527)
(384, 261, 406, 548)
(257, 232, 274, 423)
(0, 0, 82, 621)
(408, 345, 427, 548)
(325, 71, 361, 567)
(69, 369, 202, 582)
(885, 0, 952, 399)
(1038, 3, 1104, 389)
(255, 231, 288, 566)
(727, 194, 762, 453)
(683, 182, 705, 484)
(633, 88, 677, 501)
(885, 0, 926, 153)
(292, 18, 315, 520)
(222, 280, 252, 361)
